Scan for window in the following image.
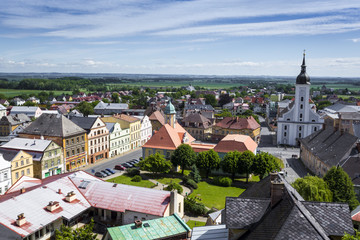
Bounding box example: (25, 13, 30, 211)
(72, 150, 75, 156)
(301, 97, 304, 101)
(299, 126, 302, 131)
(284, 126, 287, 130)
(300, 104, 303, 109)
(26, 159, 29, 164)
(77, 137, 79, 143)
(314, 127, 317, 131)
(45, 163, 48, 169)
(48, 152, 52, 157)
(51, 161, 54, 167)
(284, 132, 287, 137)
(66, 140, 69, 145)
(82, 147, 85, 152)
(71, 139, 74, 144)
(4, 173, 7, 179)
(77, 148, 80, 154)
(82, 136, 84, 141)
(21, 160, 24, 166)
(299, 133, 302, 138)
(15, 172, 19, 179)
(66, 152, 69, 157)
(27, 168, 30, 175)
(21, 170, 24, 176)
(57, 159, 61, 164)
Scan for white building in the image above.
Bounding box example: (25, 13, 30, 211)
(106, 122, 130, 157)
(0, 154, 11, 195)
(0, 104, 6, 118)
(277, 54, 323, 146)
(135, 115, 152, 146)
(11, 106, 42, 119)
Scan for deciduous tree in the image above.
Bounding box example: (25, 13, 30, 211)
(137, 153, 172, 174)
(77, 101, 94, 117)
(251, 152, 281, 179)
(222, 151, 241, 180)
(292, 175, 333, 202)
(238, 150, 255, 183)
(171, 144, 196, 174)
(196, 149, 221, 178)
(55, 218, 97, 240)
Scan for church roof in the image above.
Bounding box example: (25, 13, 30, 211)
(296, 52, 310, 85)
(164, 101, 176, 115)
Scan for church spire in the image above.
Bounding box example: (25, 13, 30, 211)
(301, 50, 306, 73)
(296, 50, 310, 84)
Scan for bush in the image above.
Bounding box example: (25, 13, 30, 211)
(213, 176, 232, 187)
(165, 182, 183, 194)
(189, 165, 201, 183)
(126, 168, 140, 177)
(184, 197, 207, 215)
(131, 175, 142, 182)
(185, 179, 198, 189)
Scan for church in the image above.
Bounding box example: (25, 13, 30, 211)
(277, 53, 323, 146)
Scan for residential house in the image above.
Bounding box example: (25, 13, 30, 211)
(135, 115, 152, 146)
(94, 101, 129, 115)
(26, 97, 40, 104)
(220, 172, 354, 240)
(182, 112, 213, 141)
(149, 110, 165, 131)
(11, 106, 42, 119)
(212, 116, 261, 143)
(213, 134, 258, 158)
(0, 99, 9, 106)
(1, 138, 64, 179)
(0, 149, 33, 184)
(0, 104, 6, 118)
(0, 154, 11, 195)
(106, 122, 130, 157)
(104, 214, 191, 240)
(102, 114, 141, 150)
(300, 126, 358, 177)
(19, 114, 87, 171)
(69, 116, 109, 164)
(0, 114, 31, 136)
(143, 102, 195, 159)
(0, 170, 184, 240)
(184, 104, 215, 119)
(12, 97, 25, 106)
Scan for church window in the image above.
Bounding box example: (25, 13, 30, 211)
(301, 97, 304, 101)
(300, 104, 303, 109)
(284, 126, 287, 130)
(312, 120, 315, 122)
(300, 114, 303, 118)
(299, 126, 302, 131)
(299, 133, 302, 138)
(314, 127, 317, 131)
(284, 132, 287, 137)
(287, 118, 290, 121)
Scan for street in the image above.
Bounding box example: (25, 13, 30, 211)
(257, 116, 308, 183)
(82, 148, 142, 174)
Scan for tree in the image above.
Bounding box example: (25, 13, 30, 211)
(215, 109, 233, 118)
(23, 101, 36, 106)
(292, 175, 333, 202)
(111, 92, 120, 103)
(222, 151, 241, 180)
(238, 150, 255, 183)
(137, 153, 172, 174)
(324, 166, 359, 210)
(77, 101, 94, 117)
(218, 94, 233, 107)
(251, 152, 281, 179)
(55, 218, 97, 240)
(171, 144, 196, 174)
(196, 149, 221, 178)
(189, 165, 201, 183)
(204, 94, 217, 107)
(343, 230, 360, 240)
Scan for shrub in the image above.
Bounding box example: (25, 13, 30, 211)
(213, 176, 232, 187)
(126, 168, 140, 177)
(185, 179, 198, 189)
(189, 165, 201, 183)
(131, 175, 142, 182)
(165, 182, 183, 194)
(184, 197, 207, 215)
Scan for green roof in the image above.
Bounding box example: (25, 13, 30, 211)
(164, 101, 176, 115)
(107, 214, 190, 240)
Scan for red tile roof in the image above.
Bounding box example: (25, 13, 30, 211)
(143, 123, 195, 150)
(149, 110, 165, 125)
(216, 116, 260, 130)
(213, 134, 258, 153)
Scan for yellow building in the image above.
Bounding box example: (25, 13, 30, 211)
(0, 149, 33, 184)
(102, 114, 141, 150)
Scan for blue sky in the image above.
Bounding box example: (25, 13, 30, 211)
(0, 0, 360, 77)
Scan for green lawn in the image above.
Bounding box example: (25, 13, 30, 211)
(154, 177, 182, 185)
(107, 175, 155, 188)
(0, 89, 73, 98)
(190, 181, 245, 209)
(186, 220, 206, 229)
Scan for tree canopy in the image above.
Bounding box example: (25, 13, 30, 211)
(196, 149, 221, 178)
(324, 166, 359, 210)
(137, 153, 172, 174)
(251, 152, 281, 179)
(77, 101, 94, 117)
(238, 150, 255, 183)
(171, 144, 196, 174)
(55, 218, 97, 240)
(292, 175, 333, 202)
(222, 151, 242, 180)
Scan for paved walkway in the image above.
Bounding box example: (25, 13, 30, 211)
(147, 179, 192, 196)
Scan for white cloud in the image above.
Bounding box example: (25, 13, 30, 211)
(350, 38, 360, 43)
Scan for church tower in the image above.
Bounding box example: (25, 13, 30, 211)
(164, 100, 176, 128)
(276, 52, 323, 146)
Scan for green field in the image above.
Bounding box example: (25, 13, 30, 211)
(190, 181, 245, 209)
(107, 175, 155, 188)
(107, 81, 245, 89)
(311, 84, 360, 91)
(0, 89, 72, 98)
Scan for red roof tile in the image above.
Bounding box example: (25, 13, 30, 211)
(213, 134, 258, 153)
(216, 116, 260, 130)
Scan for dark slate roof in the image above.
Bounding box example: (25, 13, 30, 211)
(239, 175, 271, 199)
(183, 112, 212, 129)
(184, 104, 214, 111)
(225, 197, 270, 229)
(0, 149, 21, 161)
(69, 116, 97, 131)
(226, 173, 354, 240)
(341, 157, 360, 185)
(0, 114, 31, 126)
(303, 202, 354, 237)
(278, 101, 295, 118)
(105, 122, 115, 133)
(22, 113, 86, 137)
(300, 127, 358, 167)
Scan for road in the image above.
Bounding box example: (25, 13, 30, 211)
(257, 116, 308, 183)
(81, 148, 142, 174)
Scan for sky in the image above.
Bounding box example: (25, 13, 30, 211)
(0, 0, 360, 77)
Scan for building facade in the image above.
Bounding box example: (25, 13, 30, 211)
(0, 114, 31, 136)
(277, 53, 323, 146)
(0, 149, 34, 184)
(0, 154, 11, 195)
(106, 122, 130, 157)
(135, 115, 152, 146)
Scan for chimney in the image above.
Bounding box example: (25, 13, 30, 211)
(270, 173, 285, 207)
(65, 191, 76, 202)
(134, 220, 142, 228)
(46, 201, 60, 212)
(340, 128, 344, 135)
(322, 123, 326, 130)
(16, 213, 26, 227)
(58, 189, 62, 194)
(20, 188, 26, 194)
(170, 190, 178, 215)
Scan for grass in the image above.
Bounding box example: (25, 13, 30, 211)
(154, 177, 182, 185)
(186, 220, 206, 229)
(190, 181, 245, 209)
(107, 174, 155, 188)
(236, 175, 260, 182)
(0, 89, 72, 98)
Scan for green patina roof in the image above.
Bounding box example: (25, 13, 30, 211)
(164, 101, 176, 115)
(107, 214, 190, 240)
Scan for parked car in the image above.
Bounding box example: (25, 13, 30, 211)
(106, 168, 116, 174)
(122, 162, 132, 168)
(101, 170, 111, 176)
(115, 165, 126, 170)
(125, 162, 134, 168)
(103, 169, 113, 175)
(95, 172, 107, 178)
